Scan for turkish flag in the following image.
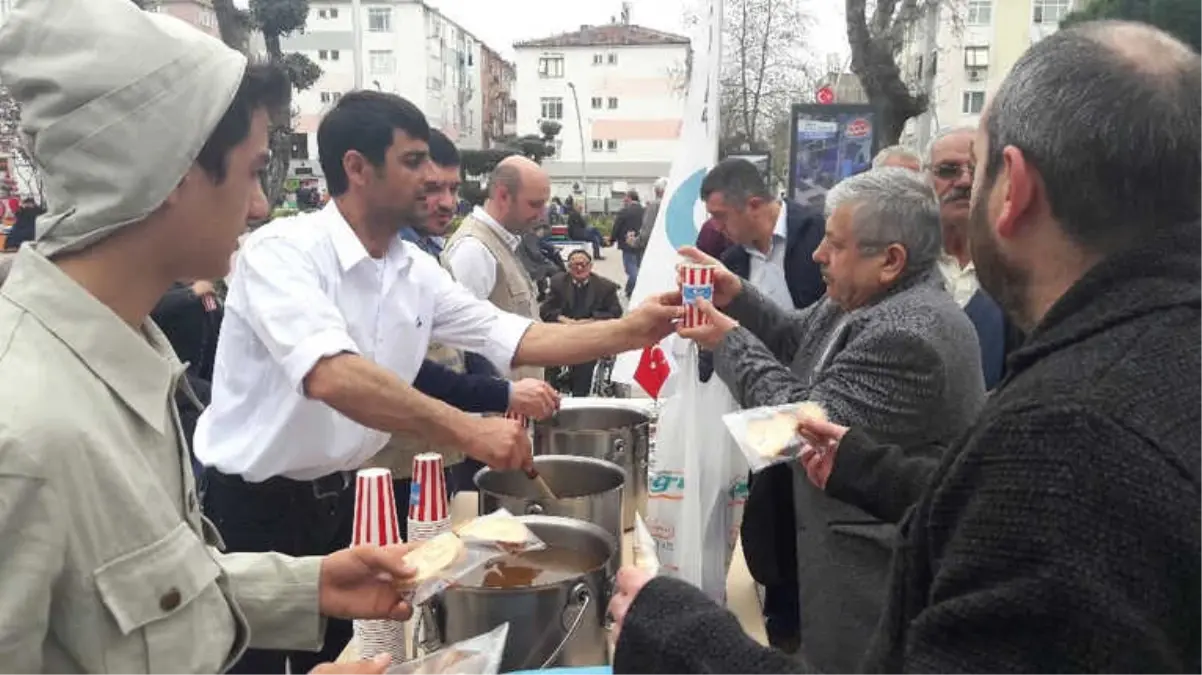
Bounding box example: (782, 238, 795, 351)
(633, 344, 671, 399)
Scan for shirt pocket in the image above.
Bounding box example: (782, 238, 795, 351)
(94, 522, 233, 673)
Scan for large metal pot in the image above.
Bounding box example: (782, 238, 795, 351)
(475, 455, 625, 558)
(419, 516, 615, 672)
(533, 398, 653, 530)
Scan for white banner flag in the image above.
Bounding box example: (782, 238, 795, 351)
(613, 0, 723, 387)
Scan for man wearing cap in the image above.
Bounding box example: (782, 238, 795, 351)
(195, 90, 681, 672)
(0, 1, 424, 673)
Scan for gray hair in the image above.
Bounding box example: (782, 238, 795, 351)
(983, 21, 1200, 253)
(872, 145, 921, 169)
(824, 167, 942, 275)
(923, 126, 976, 167)
(653, 177, 668, 196)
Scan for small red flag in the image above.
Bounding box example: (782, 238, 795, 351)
(634, 344, 671, 399)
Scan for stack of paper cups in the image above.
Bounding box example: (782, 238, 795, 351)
(680, 263, 715, 328)
(408, 453, 451, 541)
(351, 469, 406, 660)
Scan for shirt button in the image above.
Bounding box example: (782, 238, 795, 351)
(160, 587, 182, 612)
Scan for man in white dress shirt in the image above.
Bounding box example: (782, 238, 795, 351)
(195, 90, 680, 673)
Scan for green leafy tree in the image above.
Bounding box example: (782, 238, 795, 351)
(1062, 0, 1200, 51)
(203, 0, 321, 210)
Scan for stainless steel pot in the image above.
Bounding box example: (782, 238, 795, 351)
(475, 455, 625, 559)
(533, 398, 653, 530)
(418, 516, 616, 672)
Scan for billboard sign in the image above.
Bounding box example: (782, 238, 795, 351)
(787, 104, 881, 209)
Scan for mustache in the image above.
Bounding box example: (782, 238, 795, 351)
(943, 187, 972, 204)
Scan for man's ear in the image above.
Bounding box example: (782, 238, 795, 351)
(879, 243, 908, 284)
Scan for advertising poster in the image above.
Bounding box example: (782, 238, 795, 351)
(788, 104, 880, 209)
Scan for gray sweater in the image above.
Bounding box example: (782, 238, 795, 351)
(713, 266, 986, 672)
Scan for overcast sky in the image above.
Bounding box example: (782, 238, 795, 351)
(426, 0, 849, 63)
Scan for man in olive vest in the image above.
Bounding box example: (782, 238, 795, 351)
(443, 156, 550, 383)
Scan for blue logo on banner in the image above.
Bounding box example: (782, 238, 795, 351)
(409, 482, 421, 506)
(665, 168, 707, 250)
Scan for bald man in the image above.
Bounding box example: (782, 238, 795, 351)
(443, 155, 551, 382)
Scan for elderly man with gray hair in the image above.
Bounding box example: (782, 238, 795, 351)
(673, 166, 986, 671)
(871, 144, 922, 171)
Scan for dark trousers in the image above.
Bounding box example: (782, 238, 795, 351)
(202, 469, 355, 674)
(569, 361, 597, 397)
(582, 228, 605, 258)
(764, 578, 802, 653)
(621, 250, 640, 297)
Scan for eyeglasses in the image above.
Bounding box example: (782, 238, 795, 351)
(569, 261, 591, 269)
(931, 162, 975, 180)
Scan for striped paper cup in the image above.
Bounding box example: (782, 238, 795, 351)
(680, 263, 715, 328)
(352, 468, 401, 547)
(408, 453, 449, 524)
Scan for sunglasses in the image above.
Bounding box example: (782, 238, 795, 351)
(931, 162, 975, 180)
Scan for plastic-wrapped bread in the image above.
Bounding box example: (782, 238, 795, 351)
(724, 401, 829, 472)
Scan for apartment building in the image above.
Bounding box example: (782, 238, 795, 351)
(899, 0, 1076, 149)
(513, 21, 689, 205)
(282, 0, 516, 182)
(147, 0, 220, 39)
(480, 46, 518, 147)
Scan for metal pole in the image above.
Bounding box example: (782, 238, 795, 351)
(351, 0, 364, 89)
(567, 81, 587, 213)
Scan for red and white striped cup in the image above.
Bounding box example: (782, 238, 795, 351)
(680, 263, 716, 329)
(351, 468, 401, 547)
(408, 453, 449, 524)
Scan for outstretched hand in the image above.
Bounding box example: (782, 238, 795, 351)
(675, 298, 739, 350)
(796, 417, 850, 490)
(675, 246, 742, 308)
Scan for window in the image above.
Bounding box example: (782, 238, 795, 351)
(591, 139, 604, 151)
(607, 53, 618, 65)
(320, 91, 342, 104)
(369, 50, 395, 75)
(963, 46, 989, 68)
(368, 7, 392, 32)
(540, 97, 564, 120)
(538, 56, 564, 78)
(591, 96, 603, 109)
(318, 49, 328, 60)
(428, 76, 443, 90)
(966, 0, 991, 25)
(593, 53, 604, 65)
(467, 51, 474, 66)
(290, 133, 310, 160)
(318, 8, 327, 18)
(329, 7, 338, 18)
(606, 139, 618, 151)
(330, 50, 340, 61)
(1033, 0, 1071, 24)
(551, 140, 563, 157)
(505, 101, 517, 124)
(962, 90, 986, 114)
(607, 97, 618, 109)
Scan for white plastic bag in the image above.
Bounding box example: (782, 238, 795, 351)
(388, 623, 509, 674)
(645, 338, 749, 603)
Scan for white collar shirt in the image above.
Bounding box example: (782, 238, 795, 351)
(194, 202, 533, 482)
(743, 202, 794, 310)
(938, 253, 980, 308)
(444, 206, 521, 300)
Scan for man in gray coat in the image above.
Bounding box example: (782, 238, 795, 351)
(679, 167, 986, 671)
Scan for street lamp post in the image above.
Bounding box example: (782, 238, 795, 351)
(351, 0, 364, 89)
(566, 81, 587, 213)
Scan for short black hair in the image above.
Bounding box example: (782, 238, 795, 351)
(984, 21, 1201, 253)
(567, 248, 592, 262)
(317, 90, 430, 196)
(428, 128, 460, 168)
(626, 189, 640, 202)
(196, 61, 289, 183)
(699, 158, 773, 206)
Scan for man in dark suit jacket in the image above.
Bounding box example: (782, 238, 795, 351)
(696, 158, 827, 653)
(540, 249, 624, 396)
(611, 190, 646, 297)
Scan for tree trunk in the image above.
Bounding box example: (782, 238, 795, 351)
(262, 33, 293, 213)
(845, 0, 928, 146)
(212, 0, 251, 54)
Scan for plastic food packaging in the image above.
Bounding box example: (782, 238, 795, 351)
(723, 401, 828, 473)
(387, 623, 510, 674)
(399, 532, 502, 606)
(455, 507, 547, 554)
